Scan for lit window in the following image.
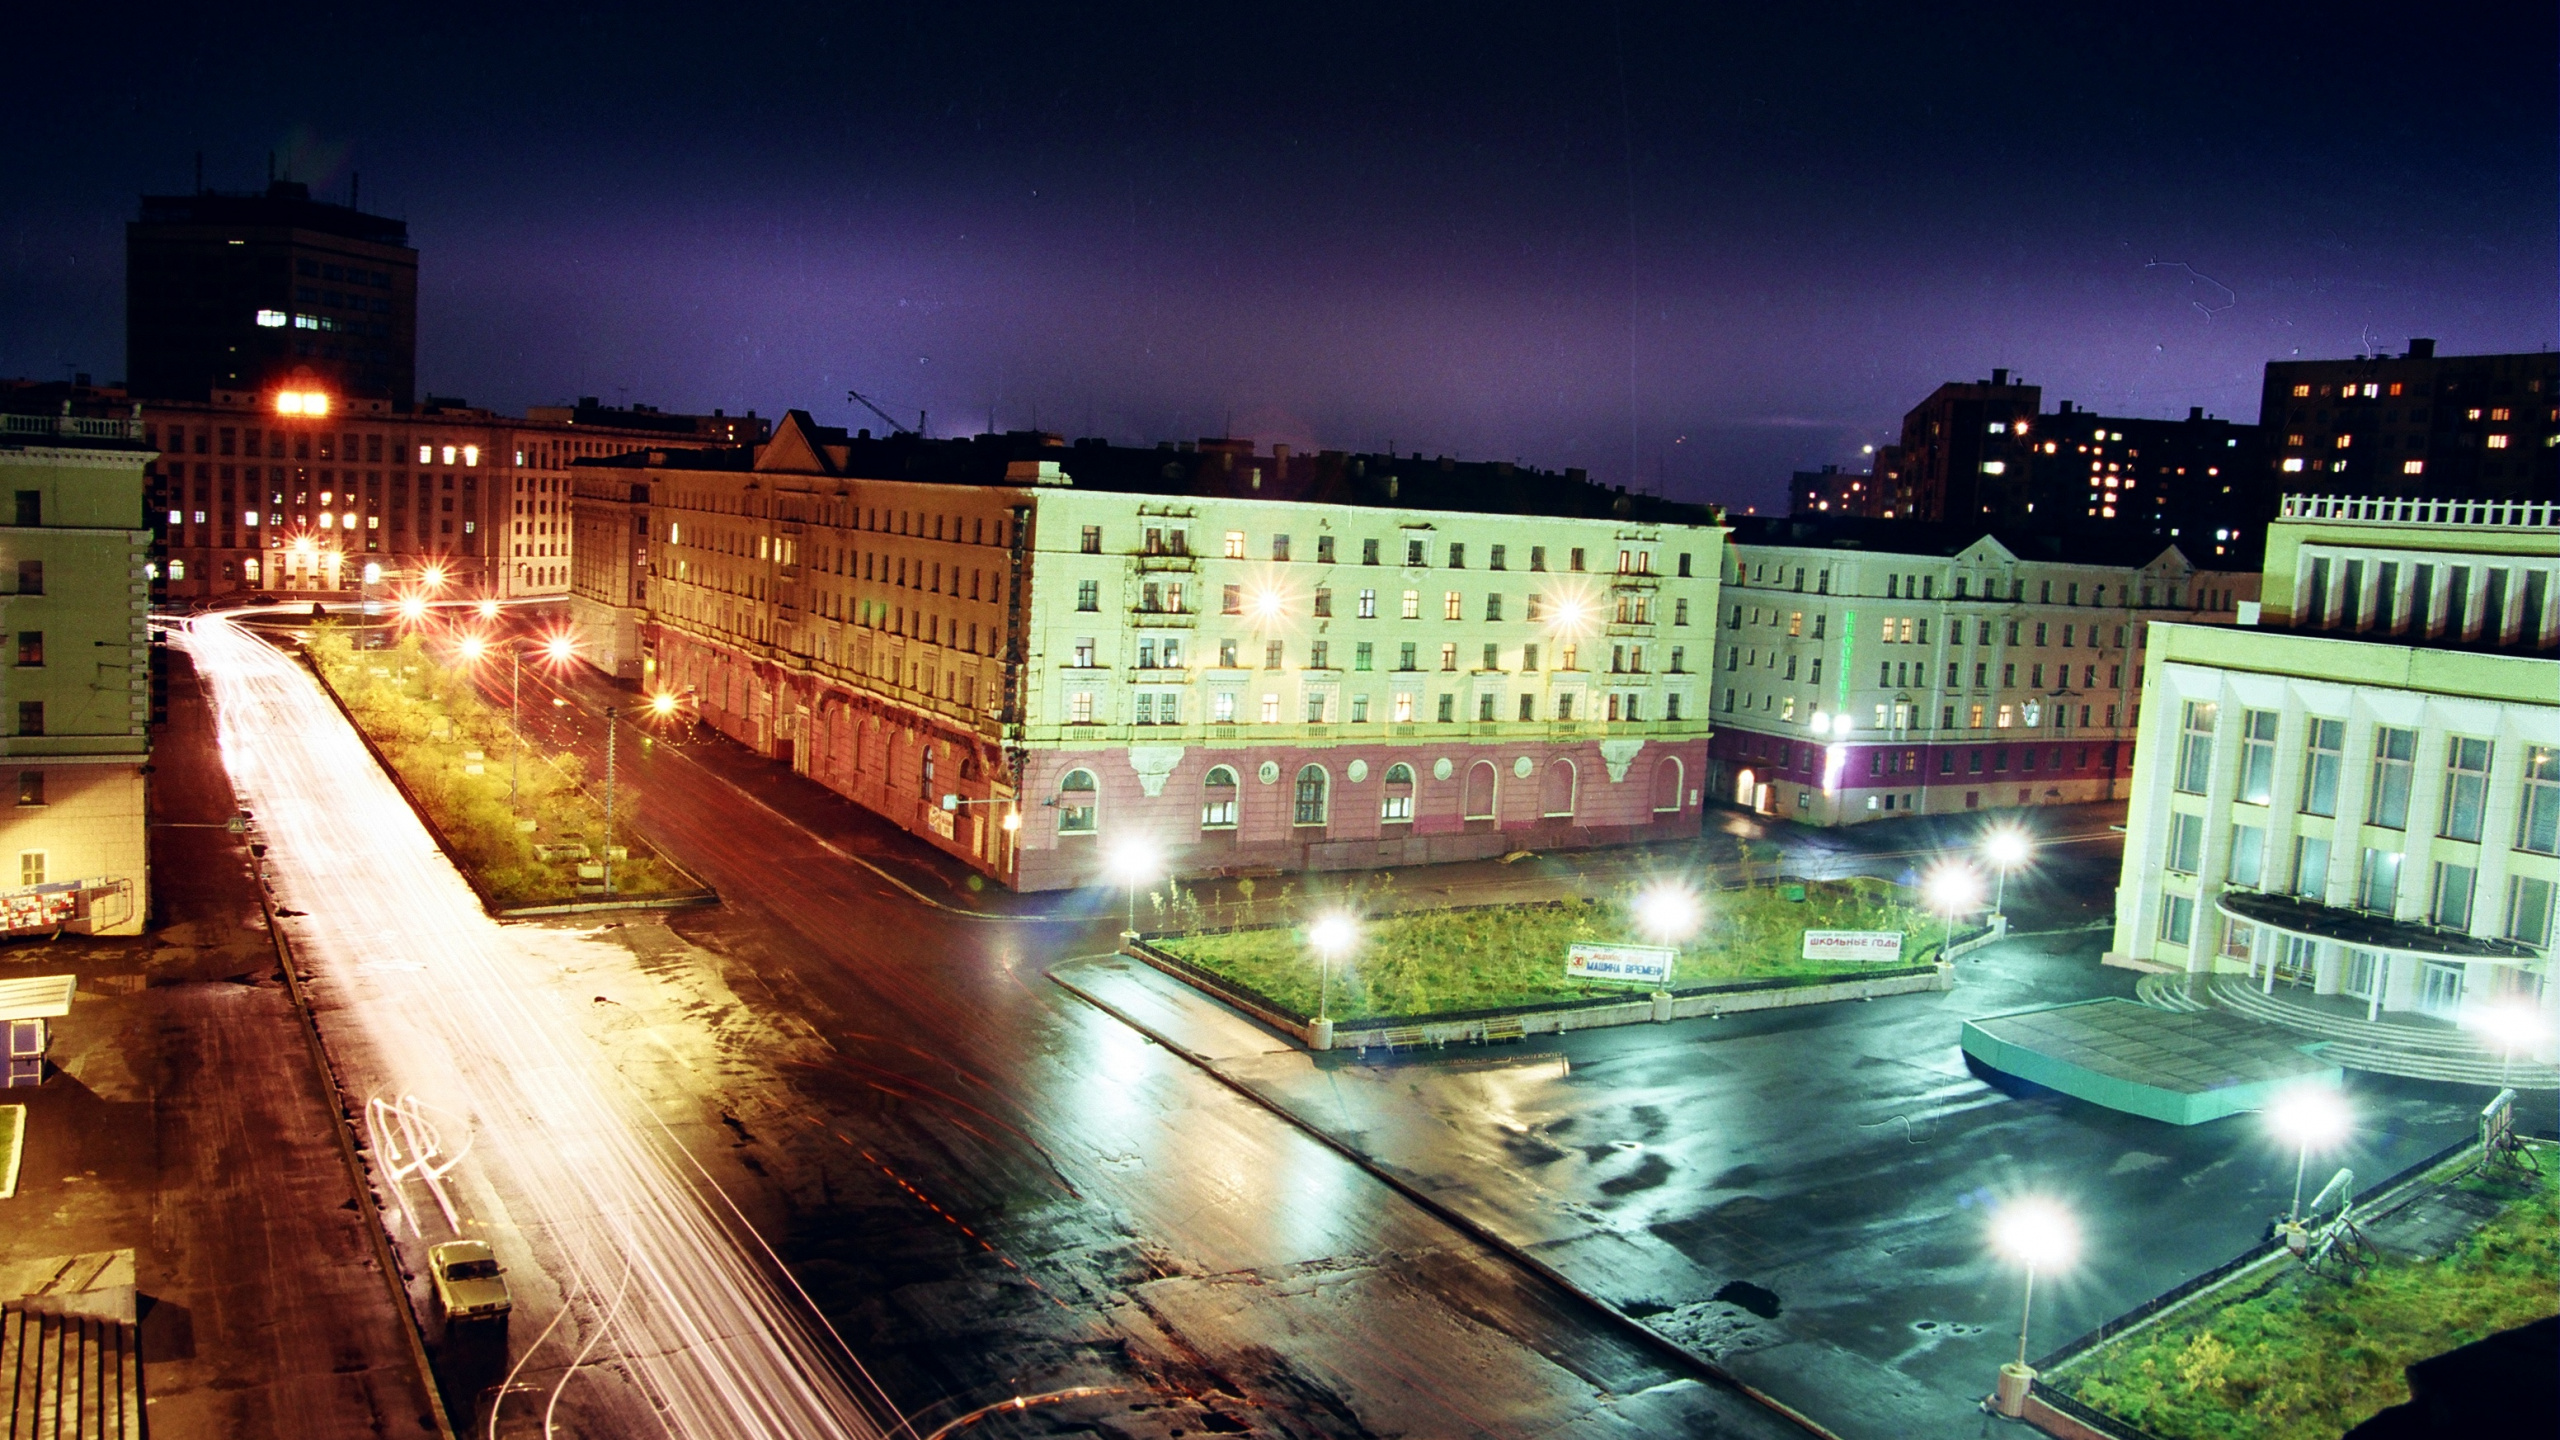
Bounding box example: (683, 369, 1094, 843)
(2291, 383, 2310, 397)
(2487, 434, 2511, 449)
(1223, 530, 1245, 559)
(2403, 460, 2425, 475)
(2490, 407, 2512, 421)
(1981, 460, 2006, 475)
(462, 446, 480, 466)
(2281, 458, 2305, 472)
(255, 309, 287, 327)
(418, 444, 433, 462)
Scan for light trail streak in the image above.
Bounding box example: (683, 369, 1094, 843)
(183, 615, 891, 1439)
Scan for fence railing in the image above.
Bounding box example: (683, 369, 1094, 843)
(2280, 493, 2557, 528)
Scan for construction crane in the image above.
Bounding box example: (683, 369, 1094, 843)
(846, 389, 924, 437)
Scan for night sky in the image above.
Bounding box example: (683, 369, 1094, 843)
(6, 3, 2552, 511)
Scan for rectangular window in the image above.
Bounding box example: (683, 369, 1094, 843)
(1401, 590, 1421, 619)
(1358, 588, 1377, 618)
(1448, 543, 1465, 568)
(2166, 811, 2204, 874)
(1264, 641, 1283, 670)
(1485, 593, 1503, 621)
(1080, 526, 1102, 554)
(1437, 693, 1456, 722)
(14, 701, 39, 736)
(1316, 535, 1335, 564)
(1076, 579, 1099, 612)
(2175, 701, 2216, 794)
(15, 771, 42, 807)
(1406, 539, 1426, 566)
(2367, 726, 2416, 829)
(2237, 710, 2278, 804)
(1218, 639, 1238, 667)
(1272, 534, 1291, 562)
(2431, 862, 2476, 931)
(1263, 694, 1281, 723)
(1222, 584, 1242, 614)
(2357, 848, 2403, 912)
(1398, 642, 1417, 671)
(2439, 737, 2491, 842)
(2301, 718, 2344, 816)
(1224, 530, 1246, 558)
(1354, 642, 1374, 671)
(1482, 643, 1499, 670)
(2159, 893, 2195, 946)
(2520, 746, 2560, 854)
(1310, 640, 1330, 670)
(1313, 587, 1332, 617)
(1213, 691, 1236, 722)
(1444, 590, 1463, 620)
(1521, 643, 1539, 671)
(1569, 547, 1586, 572)
(12, 632, 40, 668)
(1068, 691, 1095, 724)
(1072, 636, 1096, 666)
(17, 852, 41, 887)
(1439, 642, 1458, 671)
(1393, 693, 1415, 722)
(1530, 546, 1546, 571)
(1350, 695, 1370, 723)
(1490, 544, 1507, 570)
(16, 560, 41, 595)
(2293, 835, 2331, 898)
(2508, 875, 2557, 947)
(1362, 538, 1380, 565)
(2229, 823, 2265, 888)
(1477, 692, 1496, 721)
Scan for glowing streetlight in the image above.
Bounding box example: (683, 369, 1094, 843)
(1634, 883, 1700, 945)
(1549, 595, 1592, 634)
(2465, 1002, 2547, 1088)
(1983, 826, 2032, 916)
(456, 634, 487, 664)
(1990, 1195, 2079, 1413)
(476, 598, 499, 621)
(649, 691, 679, 718)
(1925, 861, 1982, 962)
(421, 564, 448, 591)
(1249, 587, 1285, 622)
(2267, 1083, 2351, 1224)
(1308, 913, 1358, 1023)
(1109, 839, 1158, 940)
(397, 594, 428, 624)
(544, 632, 577, 664)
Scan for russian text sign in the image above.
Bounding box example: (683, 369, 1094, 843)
(1566, 942, 1677, 986)
(1802, 929, 1905, 962)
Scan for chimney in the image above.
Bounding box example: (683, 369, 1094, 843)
(2058, 400, 2073, 414)
(2189, 406, 2204, 421)
(2407, 337, 2436, 359)
(1992, 367, 2010, 386)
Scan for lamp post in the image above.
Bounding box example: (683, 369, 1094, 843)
(1109, 840, 1156, 942)
(1926, 862, 1982, 963)
(1308, 913, 1357, 1051)
(360, 562, 382, 648)
(2268, 1083, 2350, 1227)
(1984, 826, 2031, 918)
(602, 705, 618, 897)
(1990, 1195, 2079, 1418)
(2468, 1002, 2546, 1089)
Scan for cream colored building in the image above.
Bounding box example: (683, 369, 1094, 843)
(2113, 494, 2559, 1031)
(0, 407, 155, 936)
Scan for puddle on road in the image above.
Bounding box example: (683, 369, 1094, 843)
(1713, 1279, 1782, 1319)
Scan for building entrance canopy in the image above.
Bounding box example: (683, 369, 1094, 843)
(2218, 890, 2541, 967)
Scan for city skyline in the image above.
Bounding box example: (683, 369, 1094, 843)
(3, 2, 2552, 514)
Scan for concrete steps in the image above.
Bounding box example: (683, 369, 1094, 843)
(2133, 974, 2211, 1013)
(2202, 976, 2557, 1089)
(0, 1303, 143, 1440)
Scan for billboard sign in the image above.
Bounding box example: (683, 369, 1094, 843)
(1566, 942, 1677, 986)
(1802, 929, 1905, 962)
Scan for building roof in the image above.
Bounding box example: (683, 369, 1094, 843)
(1724, 513, 2241, 571)
(582, 409, 1727, 527)
(134, 181, 410, 248)
(2218, 890, 2540, 964)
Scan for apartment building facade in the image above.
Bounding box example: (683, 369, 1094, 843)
(1709, 516, 2255, 825)
(2259, 340, 2556, 503)
(2112, 494, 2559, 1026)
(595, 414, 1725, 890)
(0, 406, 156, 937)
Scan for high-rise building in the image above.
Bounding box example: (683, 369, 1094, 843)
(1859, 371, 2042, 523)
(0, 397, 156, 937)
(1710, 515, 2256, 825)
(2258, 340, 2557, 502)
(575, 416, 1726, 890)
(2111, 492, 2558, 1030)
(127, 181, 419, 408)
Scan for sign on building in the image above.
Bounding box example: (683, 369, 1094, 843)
(1566, 942, 1677, 986)
(1802, 929, 1905, 962)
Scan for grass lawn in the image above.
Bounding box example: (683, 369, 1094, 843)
(1152, 877, 1939, 1022)
(2059, 1158, 2559, 1440)
(305, 623, 685, 906)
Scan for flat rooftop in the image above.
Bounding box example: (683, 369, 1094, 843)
(1962, 998, 2341, 1125)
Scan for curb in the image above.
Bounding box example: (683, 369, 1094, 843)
(1047, 958, 1847, 1440)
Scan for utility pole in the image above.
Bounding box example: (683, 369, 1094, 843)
(508, 648, 522, 812)
(602, 707, 617, 897)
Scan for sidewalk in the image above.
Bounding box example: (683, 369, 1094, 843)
(0, 647, 440, 1439)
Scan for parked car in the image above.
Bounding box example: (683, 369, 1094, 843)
(427, 1239, 512, 1323)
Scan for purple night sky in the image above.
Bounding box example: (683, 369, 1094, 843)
(5, 3, 2552, 511)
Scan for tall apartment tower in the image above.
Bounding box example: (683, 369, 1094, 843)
(2259, 340, 2556, 503)
(1861, 371, 2043, 523)
(127, 180, 418, 408)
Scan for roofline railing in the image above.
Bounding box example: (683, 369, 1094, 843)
(2280, 493, 2557, 529)
(0, 411, 147, 443)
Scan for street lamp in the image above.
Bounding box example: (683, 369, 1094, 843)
(476, 598, 499, 621)
(2465, 1002, 2547, 1089)
(1109, 839, 1157, 941)
(2267, 1083, 2351, 1225)
(1990, 1195, 2079, 1415)
(360, 562, 383, 647)
(1308, 913, 1357, 1023)
(1983, 826, 2032, 917)
(1925, 862, 1982, 962)
(1634, 883, 1701, 945)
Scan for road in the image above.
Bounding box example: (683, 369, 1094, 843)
(183, 613, 892, 1438)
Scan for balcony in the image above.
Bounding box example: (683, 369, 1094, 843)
(1135, 552, 1198, 573)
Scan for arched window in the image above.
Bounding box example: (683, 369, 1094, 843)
(1652, 756, 1685, 813)
(1464, 760, 1498, 820)
(1541, 758, 1578, 817)
(1057, 769, 1098, 833)
(1201, 766, 1239, 828)
(1734, 767, 1758, 805)
(1293, 765, 1330, 826)
(1381, 762, 1416, 821)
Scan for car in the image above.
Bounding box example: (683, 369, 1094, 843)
(250, 592, 278, 604)
(427, 1239, 512, 1323)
